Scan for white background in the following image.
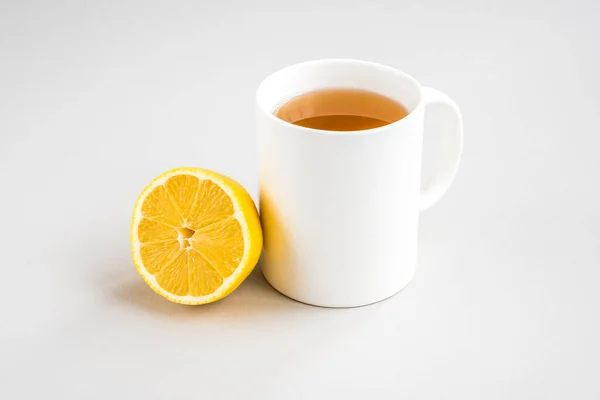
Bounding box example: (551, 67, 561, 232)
(1, 0, 599, 398)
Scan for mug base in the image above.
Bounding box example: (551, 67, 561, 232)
(261, 266, 416, 308)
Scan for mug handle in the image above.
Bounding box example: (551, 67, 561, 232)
(420, 87, 463, 211)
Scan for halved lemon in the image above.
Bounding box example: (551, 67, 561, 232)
(130, 167, 262, 305)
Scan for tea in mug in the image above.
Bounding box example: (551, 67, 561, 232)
(273, 88, 409, 131)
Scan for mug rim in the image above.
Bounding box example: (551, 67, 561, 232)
(256, 58, 425, 136)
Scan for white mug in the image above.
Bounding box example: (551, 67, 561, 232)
(256, 59, 462, 307)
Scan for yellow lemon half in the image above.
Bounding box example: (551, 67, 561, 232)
(130, 167, 262, 305)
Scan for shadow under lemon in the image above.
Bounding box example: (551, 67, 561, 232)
(110, 265, 299, 319)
